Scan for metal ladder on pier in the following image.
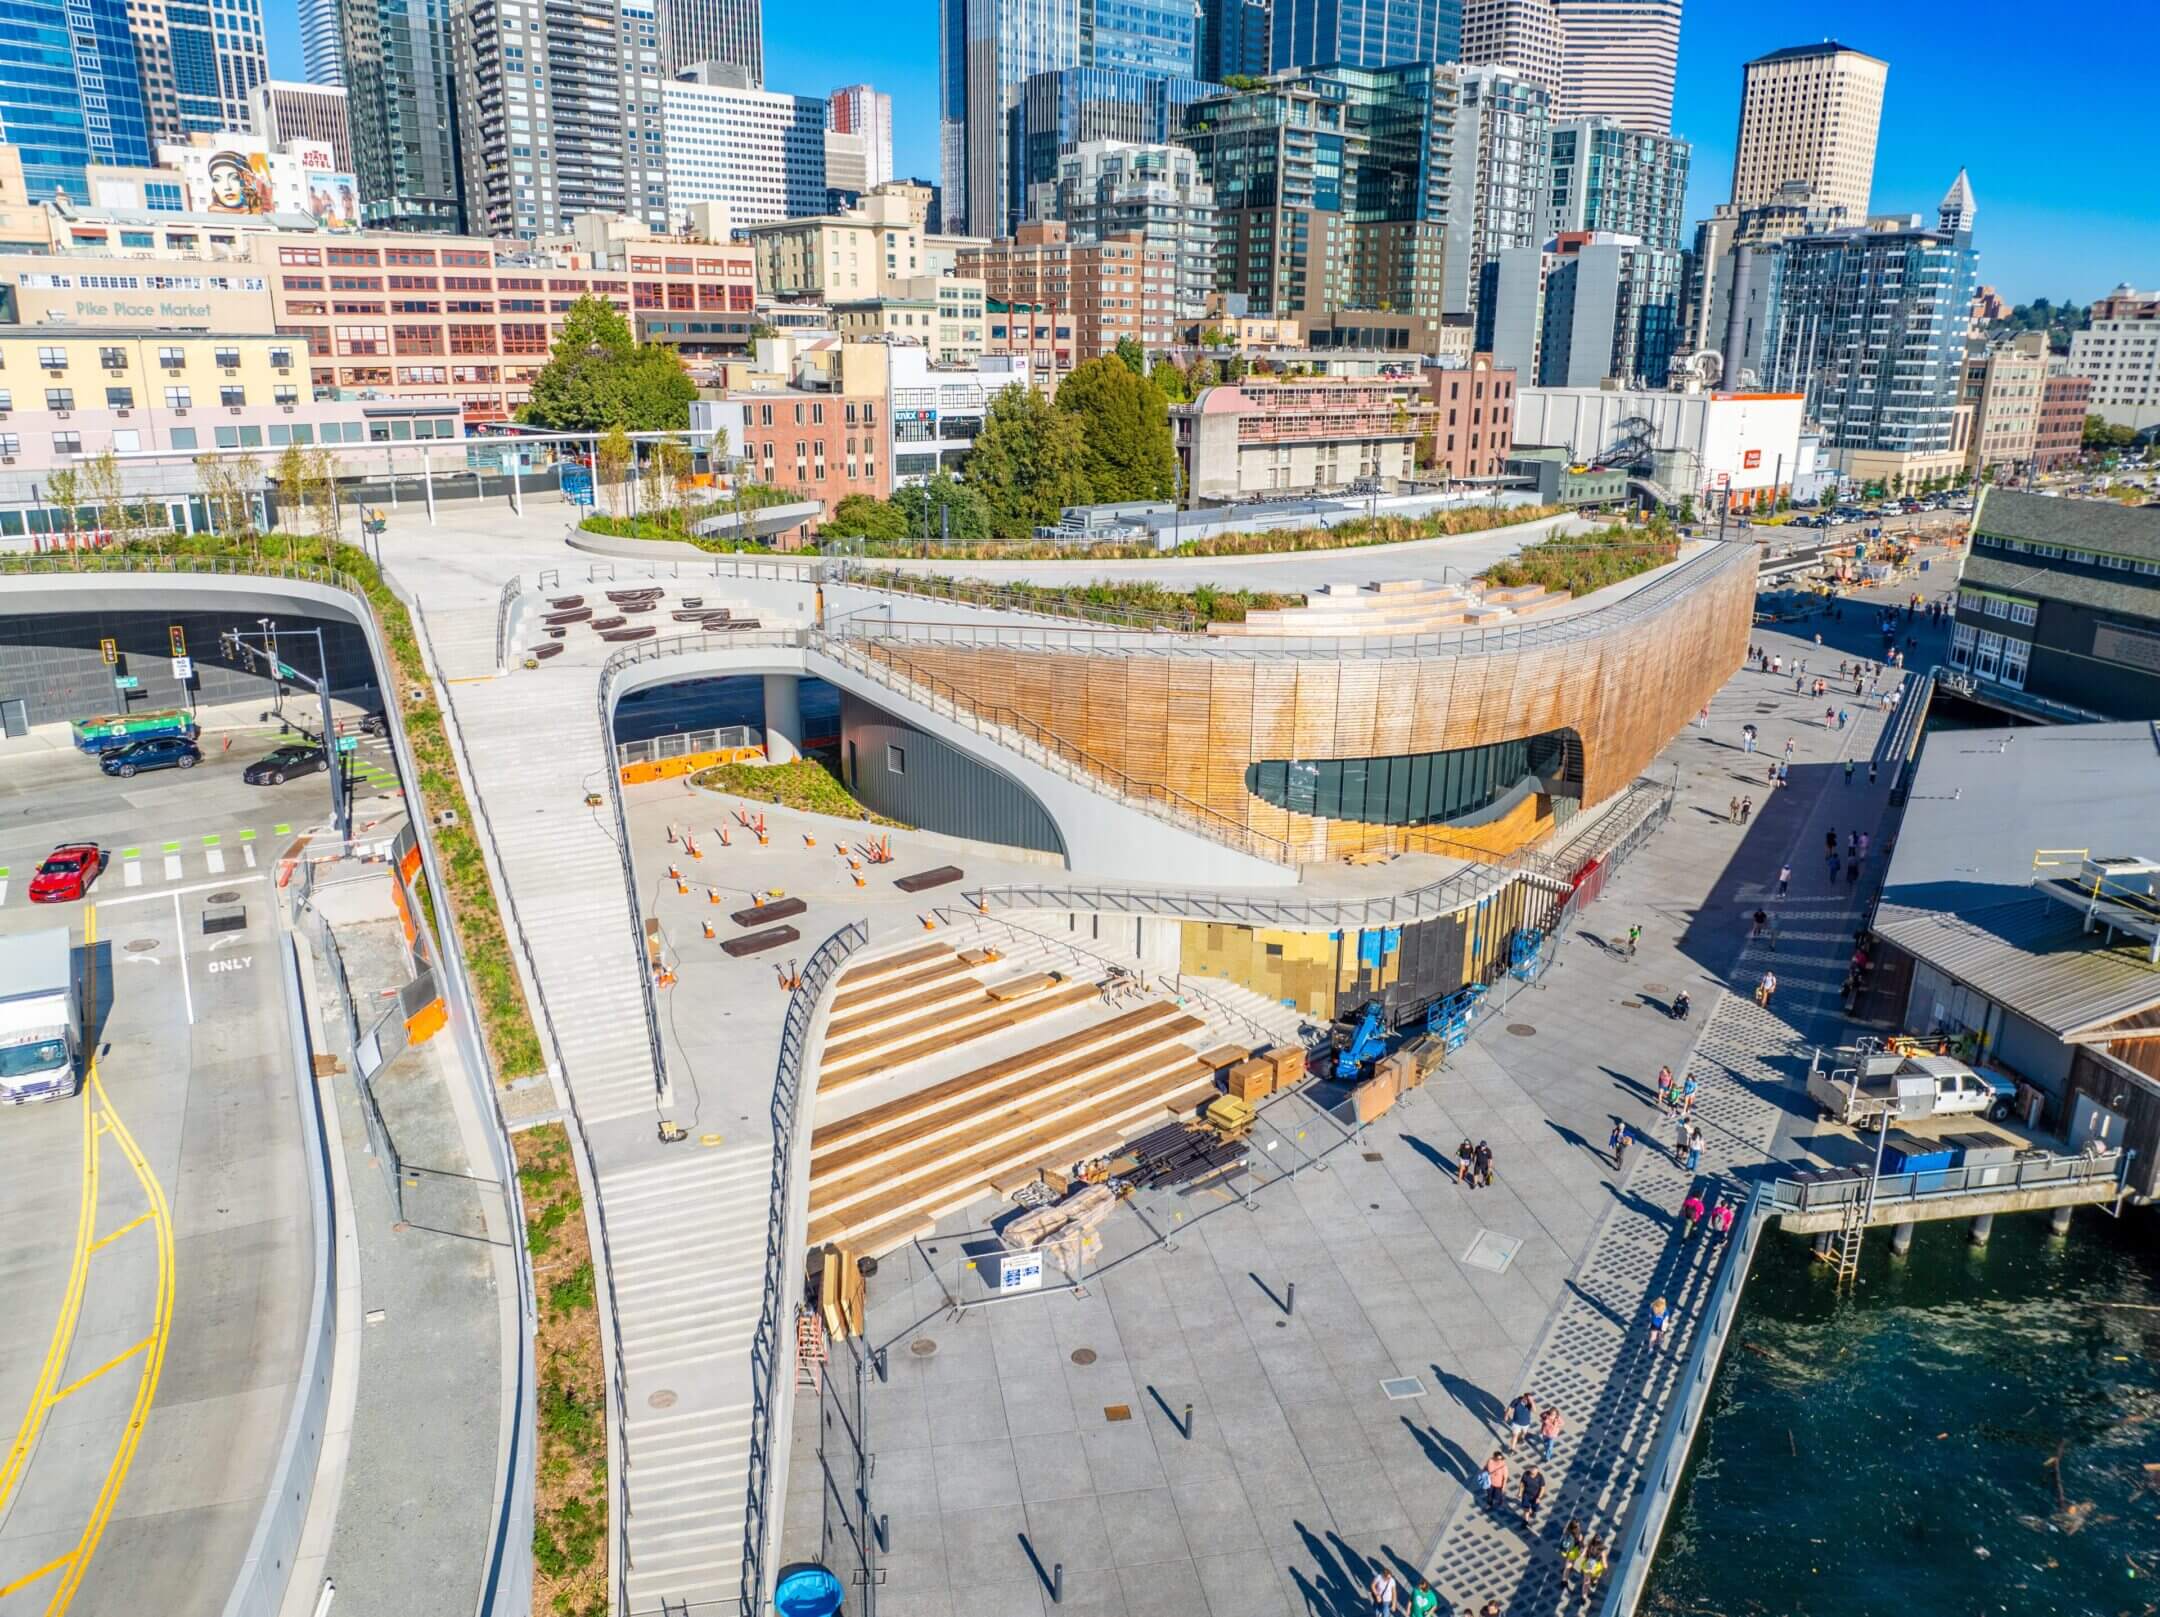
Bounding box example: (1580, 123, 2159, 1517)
(1828, 1193, 1866, 1286)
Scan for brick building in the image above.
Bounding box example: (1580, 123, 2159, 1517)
(731, 388, 889, 534)
(2034, 371, 2092, 470)
(959, 221, 1178, 364)
(1421, 355, 1518, 480)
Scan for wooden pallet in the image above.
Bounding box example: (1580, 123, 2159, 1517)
(806, 1043, 1205, 1248)
(810, 1010, 1206, 1186)
(818, 980, 1101, 1093)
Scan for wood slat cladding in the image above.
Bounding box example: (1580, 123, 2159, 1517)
(871, 544, 1754, 863)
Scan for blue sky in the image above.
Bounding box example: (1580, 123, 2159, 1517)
(264, 1, 2156, 302)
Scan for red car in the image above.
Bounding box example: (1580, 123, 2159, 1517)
(28, 843, 107, 904)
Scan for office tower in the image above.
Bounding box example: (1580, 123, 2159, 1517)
(656, 0, 761, 80)
(1270, 0, 1461, 72)
(829, 85, 894, 192)
(1016, 67, 1221, 203)
(940, 0, 969, 237)
(1199, 0, 1271, 81)
(1680, 185, 1855, 385)
(343, 0, 463, 230)
(1032, 140, 1216, 319)
(661, 65, 829, 228)
(129, 0, 271, 146)
(2068, 286, 2160, 434)
(251, 80, 355, 172)
(1937, 167, 1974, 235)
(1460, 0, 1561, 101)
(1546, 117, 1687, 250)
(298, 0, 344, 85)
(454, 0, 672, 239)
(2, 0, 152, 201)
(1445, 66, 1550, 324)
(1483, 232, 1681, 387)
(1550, 0, 1679, 133)
(1764, 187, 1978, 483)
(1731, 42, 1886, 217)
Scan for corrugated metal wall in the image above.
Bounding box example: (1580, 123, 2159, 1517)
(838, 690, 1068, 858)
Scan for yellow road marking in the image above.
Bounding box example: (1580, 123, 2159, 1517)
(0, 911, 100, 1514)
(0, 1551, 74, 1600)
(87, 1212, 151, 1254)
(49, 1337, 154, 1406)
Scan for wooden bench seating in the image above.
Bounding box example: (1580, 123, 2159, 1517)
(828, 955, 972, 1017)
(818, 980, 1101, 1093)
(730, 896, 806, 926)
(723, 924, 798, 957)
(893, 865, 964, 893)
(833, 943, 948, 988)
(822, 974, 987, 1045)
(806, 1041, 1207, 1248)
(985, 971, 1057, 1002)
(810, 1008, 1205, 1185)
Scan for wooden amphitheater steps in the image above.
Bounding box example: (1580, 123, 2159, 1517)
(827, 953, 975, 1019)
(805, 1042, 1210, 1250)
(819, 979, 1101, 1094)
(810, 1003, 1199, 1179)
(838, 1074, 1221, 1261)
(831, 943, 949, 989)
(823, 972, 987, 1044)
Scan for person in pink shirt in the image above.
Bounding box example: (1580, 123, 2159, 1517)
(1681, 1192, 1706, 1238)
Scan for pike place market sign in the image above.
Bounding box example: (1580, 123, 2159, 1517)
(71, 297, 216, 322)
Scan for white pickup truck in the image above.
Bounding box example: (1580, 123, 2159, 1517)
(0, 929, 83, 1104)
(1806, 1044, 2016, 1131)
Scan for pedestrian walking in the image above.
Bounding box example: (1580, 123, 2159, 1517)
(1859, 831, 1870, 860)
(1519, 1462, 1546, 1523)
(1369, 1568, 1401, 1617)
(1672, 1112, 1690, 1162)
(1608, 1121, 1631, 1169)
(1868, 761, 1878, 786)
(1771, 654, 1782, 676)
(1755, 969, 1778, 1008)
(1456, 1139, 1475, 1187)
(1654, 1064, 1674, 1114)
(1647, 1296, 1672, 1351)
(1783, 737, 1796, 761)
(1825, 850, 1839, 884)
(1846, 855, 1860, 885)
(1741, 722, 1757, 754)
(1777, 761, 1789, 786)
(1410, 1582, 1439, 1617)
(1776, 864, 1791, 898)
(1506, 1391, 1537, 1451)
(1625, 922, 1642, 958)
(1827, 829, 1838, 856)
(1475, 1140, 1495, 1189)
(1844, 758, 1854, 785)
(1482, 1451, 1510, 1512)
(1682, 1191, 1706, 1236)
(1739, 796, 1753, 824)
(1710, 1197, 1736, 1244)
(1560, 1522, 1587, 1593)
(1729, 794, 1741, 821)
(1539, 1404, 1564, 1461)
(1838, 708, 1850, 730)
(1680, 1073, 1699, 1118)
(1686, 1123, 1704, 1173)
(1582, 1539, 1610, 1602)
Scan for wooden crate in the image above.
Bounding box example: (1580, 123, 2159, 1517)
(1267, 1043, 1308, 1085)
(1353, 1069, 1399, 1124)
(1226, 1056, 1276, 1104)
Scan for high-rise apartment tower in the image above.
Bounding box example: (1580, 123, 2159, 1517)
(1730, 42, 1886, 218)
(1549, 0, 1679, 133)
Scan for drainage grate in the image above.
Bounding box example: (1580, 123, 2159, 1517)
(209, 890, 241, 904)
(1463, 1229, 1524, 1274)
(908, 1338, 938, 1358)
(1363, 1151, 1385, 1162)
(1070, 1348, 1097, 1366)
(1381, 1376, 1427, 1401)
(1508, 1023, 1536, 1037)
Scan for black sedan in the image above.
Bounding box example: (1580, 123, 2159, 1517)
(243, 743, 330, 785)
(99, 735, 203, 777)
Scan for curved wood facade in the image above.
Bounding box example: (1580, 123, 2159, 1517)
(863, 542, 1757, 865)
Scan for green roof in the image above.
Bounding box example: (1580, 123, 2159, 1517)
(1961, 550, 2160, 617)
(1975, 488, 2160, 564)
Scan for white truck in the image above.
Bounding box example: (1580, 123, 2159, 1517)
(0, 929, 84, 1104)
(1806, 1041, 2016, 1132)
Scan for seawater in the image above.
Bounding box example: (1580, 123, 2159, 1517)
(1645, 1208, 2160, 1616)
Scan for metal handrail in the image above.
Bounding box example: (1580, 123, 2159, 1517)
(494, 572, 522, 670)
(741, 919, 869, 1617)
(614, 724, 764, 767)
(1766, 1147, 2127, 1213)
(1599, 1183, 1768, 1617)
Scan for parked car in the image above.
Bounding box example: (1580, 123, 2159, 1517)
(98, 735, 203, 778)
(356, 711, 389, 738)
(243, 743, 329, 785)
(27, 843, 107, 904)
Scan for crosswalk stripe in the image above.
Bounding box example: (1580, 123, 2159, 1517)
(163, 855, 181, 880)
(243, 844, 257, 868)
(206, 847, 226, 874)
(124, 861, 143, 888)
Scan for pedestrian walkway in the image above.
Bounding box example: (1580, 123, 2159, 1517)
(1416, 603, 1930, 1612)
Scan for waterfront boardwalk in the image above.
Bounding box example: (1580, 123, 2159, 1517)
(845, 584, 1956, 1617)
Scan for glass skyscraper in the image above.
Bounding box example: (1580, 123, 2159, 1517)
(1269, 0, 1462, 74)
(1, 0, 153, 202)
(342, 0, 464, 231)
(1016, 67, 1222, 203)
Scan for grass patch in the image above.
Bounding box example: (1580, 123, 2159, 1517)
(690, 757, 906, 826)
(517, 1124, 609, 1617)
(843, 568, 1301, 628)
(579, 483, 806, 548)
(3, 531, 545, 1081)
(1480, 517, 1682, 596)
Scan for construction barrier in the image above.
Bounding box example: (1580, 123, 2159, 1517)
(618, 743, 767, 785)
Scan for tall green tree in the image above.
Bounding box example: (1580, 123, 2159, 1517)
(894, 473, 990, 541)
(821, 494, 911, 541)
(1114, 335, 1146, 375)
(1149, 358, 1192, 403)
(520, 295, 697, 432)
(1053, 356, 1177, 503)
(965, 383, 1090, 536)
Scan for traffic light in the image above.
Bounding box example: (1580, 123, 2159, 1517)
(99, 637, 118, 665)
(218, 629, 240, 662)
(168, 624, 186, 658)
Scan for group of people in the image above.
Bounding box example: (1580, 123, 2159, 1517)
(1454, 1139, 1497, 1189)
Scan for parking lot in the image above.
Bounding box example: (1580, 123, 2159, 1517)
(0, 725, 372, 1612)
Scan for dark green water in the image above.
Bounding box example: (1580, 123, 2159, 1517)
(1645, 1209, 2160, 1617)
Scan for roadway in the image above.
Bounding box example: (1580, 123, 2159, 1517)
(0, 736, 345, 1615)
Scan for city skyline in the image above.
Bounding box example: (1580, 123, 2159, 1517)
(252, 0, 2138, 301)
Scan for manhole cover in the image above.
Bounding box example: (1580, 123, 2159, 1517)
(908, 1338, 938, 1358)
(125, 939, 159, 953)
(1070, 1348, 1097, 1366)
(1381, 1376, 1427, 1401)
(209, 890, 241, 904)
(1508, 1023, 1536, 1037)
(1463, 1229, 1524, 1274)
(647, 1389, 677, 1410)
(1642, 982, 1668, 994)
(1363, 1151, 1384, 1162)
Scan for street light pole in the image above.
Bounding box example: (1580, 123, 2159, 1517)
(229, 623, 349, 840)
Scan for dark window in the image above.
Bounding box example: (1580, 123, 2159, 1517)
(1244, 731, 1578, 828)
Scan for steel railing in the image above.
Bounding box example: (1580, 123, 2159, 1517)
(1598, 1183, 1769, 1617)
(614, 723, 764, 767)
(494, 572, 522, 669)
(1766, 1147, 2128, 1214)
(741, 920, 869, 1617)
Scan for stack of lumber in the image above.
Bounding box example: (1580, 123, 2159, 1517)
(814, 1244, 866, 1339)
(804, 1000, 1215, 1258)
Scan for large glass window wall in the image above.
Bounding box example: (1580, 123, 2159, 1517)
(1244, 730, 1577, 828)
